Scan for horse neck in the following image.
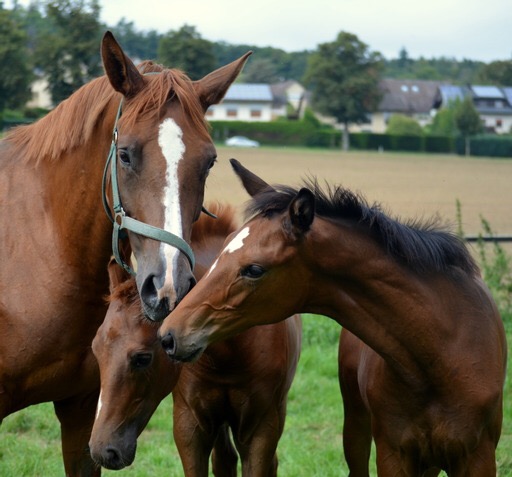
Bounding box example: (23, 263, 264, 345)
(41, 104, 117, 277)
(302, 217, 457, 383)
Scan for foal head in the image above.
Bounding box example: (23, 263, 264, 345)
(101, 32, 250, 321)
(159, 160, 315, 361)
(89, 260, 182, 470)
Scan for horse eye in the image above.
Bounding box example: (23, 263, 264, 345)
(241, 264, 266, 279)
(205, 157, 216, 177)
(118, 149, 131, 166)
(130, 352, 153, 369)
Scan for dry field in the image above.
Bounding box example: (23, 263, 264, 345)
(205, 147, 512, 239)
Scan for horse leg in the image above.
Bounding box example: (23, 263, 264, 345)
(211, 423, 238, 477)
(233, 406, 283, 477)
(447, 439, 497, 477)
(53, 390, 100, 477)
(172, 395, 213, 477)
(338, 331, 372, 477)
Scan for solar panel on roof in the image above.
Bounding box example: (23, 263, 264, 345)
(224, 84, 273, 101)
(471, 85, 505, 99)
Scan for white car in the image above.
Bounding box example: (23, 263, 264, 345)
(225, 136, 260, 147)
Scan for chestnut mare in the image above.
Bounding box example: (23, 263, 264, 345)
(160, 160, 507, 476)
(0, 31, 248, 475)
(90, 203, 301, 476)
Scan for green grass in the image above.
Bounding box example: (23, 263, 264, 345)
(0, 312, 510, 476)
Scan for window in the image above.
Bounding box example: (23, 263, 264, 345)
(496, 118, 503, 127)
(205, 109, 214, 118)
(250, 109, 262, 118)
(227, 109, 237, 118)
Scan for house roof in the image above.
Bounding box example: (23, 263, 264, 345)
(433, 84, 512, 115)
(223, 83, 273, 102)
(378, 79, 444, 114)
(503, 87, 512, 106)
(434, 85, 468, 107)
(471, 85, 505, 99)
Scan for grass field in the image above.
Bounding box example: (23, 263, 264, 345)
(0, 147, 511, 476)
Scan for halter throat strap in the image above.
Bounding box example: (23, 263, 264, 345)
(102, 98, 195, 275)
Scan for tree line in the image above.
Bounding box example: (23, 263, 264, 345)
(1, 0, 511, 151)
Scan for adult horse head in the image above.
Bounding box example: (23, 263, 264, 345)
(101, 32, 251, 321)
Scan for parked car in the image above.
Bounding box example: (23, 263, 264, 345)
(225, 136, 260, 147)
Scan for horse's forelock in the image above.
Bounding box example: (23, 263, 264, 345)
(121, 66, 210, 141)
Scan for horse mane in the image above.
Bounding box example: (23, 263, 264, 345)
(245, 179, 479, 277)
(5, 60, 210, 164)
(191, 202, 239, 247)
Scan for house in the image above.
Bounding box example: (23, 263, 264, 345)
(350, 79, 444, 133)
(206, 81, 309, 122)
(26, 77, 53, 110)
(206, 83, 273, 122)
(270, 80, 308, 119)
(434, 84, 512, 134)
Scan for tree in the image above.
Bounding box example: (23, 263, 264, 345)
(454, 97, 482, 156)
(158, 25, 215, 79)
(428, 106, 457, 136)
(243, 58, 280, 83)
(304, 31, 383, 150)
(386, 114, 423, 136)
(476, 60, 512, 86)
(0, 6, 32, 114)
(110, 18, 161, 60)
(33, 0, 103, 105)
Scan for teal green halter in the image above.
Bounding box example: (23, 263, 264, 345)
(102, 99, 195, 276)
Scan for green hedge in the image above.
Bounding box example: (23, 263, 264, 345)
(455, 135, 512, 158)
(210, 120, 510, 157)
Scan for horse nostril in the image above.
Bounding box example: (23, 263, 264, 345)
(104, 446, 124, 470)
(140, 274, 158, 307)
(140, 274, 170, 322)
(189, 275, 197, 291)
(161, 332, 177, 357)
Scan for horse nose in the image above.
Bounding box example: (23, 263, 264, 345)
(140, 269, 196, 322)
(101, 445, 125, 470)
(160, 331, 177, 358)
(140, 274, 170, 322)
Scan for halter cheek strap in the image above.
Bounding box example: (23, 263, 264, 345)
(102, 99, 195, 276)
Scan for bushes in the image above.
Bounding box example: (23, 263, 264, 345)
(455, 135, 512, 158)
(210, 118, 511, 157)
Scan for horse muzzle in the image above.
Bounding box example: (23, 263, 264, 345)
(138, 266, 196, 322)
(159, 329, 205, 363)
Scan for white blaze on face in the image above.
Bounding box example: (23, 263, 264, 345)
(158, 118, 186, 301)
(206, 227, 250, 278)
(95, 390, 103, 420)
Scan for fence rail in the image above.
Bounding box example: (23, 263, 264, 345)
(465, 235, 512, 243)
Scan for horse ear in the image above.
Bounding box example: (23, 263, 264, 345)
(230, 158, 273, 197)
(287, 188, 315, 236)
(193, 52, 252, 111)
(107, 257, 131, 293)
(101, 31, 145, 98)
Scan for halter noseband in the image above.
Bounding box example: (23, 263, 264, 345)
(102, 98, 195, 275)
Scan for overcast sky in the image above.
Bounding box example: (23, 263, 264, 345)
(7, 0, 512, 62)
